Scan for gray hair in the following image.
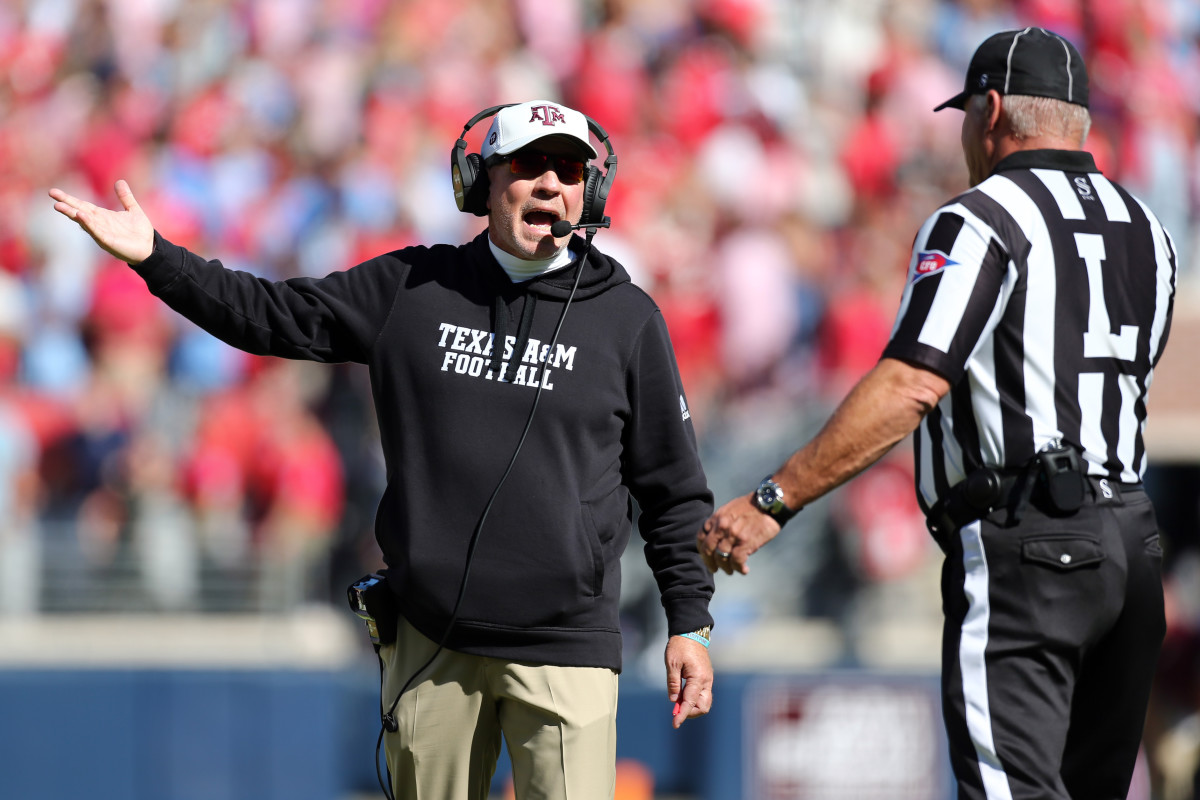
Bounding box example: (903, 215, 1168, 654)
(968, 93, 1091, 146)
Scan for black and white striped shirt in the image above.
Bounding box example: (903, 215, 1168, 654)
(883, 150, 1177, 513)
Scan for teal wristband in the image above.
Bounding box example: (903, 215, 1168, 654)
(678, 632, 710, 648)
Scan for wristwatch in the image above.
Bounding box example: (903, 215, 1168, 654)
(752, 476, 799, 525)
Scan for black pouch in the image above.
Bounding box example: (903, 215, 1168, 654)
(347, 572, 399, 647)
(1035, 443, 1085, 515)
(961, 467, 1005, 512)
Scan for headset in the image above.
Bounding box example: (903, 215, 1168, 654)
(450, 103, 618, 229)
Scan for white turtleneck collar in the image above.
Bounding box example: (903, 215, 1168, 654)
(488, 237, 577, 283)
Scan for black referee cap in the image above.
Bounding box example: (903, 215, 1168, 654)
(935, 27, 1089, 112)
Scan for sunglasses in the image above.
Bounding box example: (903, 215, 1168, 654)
(497, 152, 587, 184)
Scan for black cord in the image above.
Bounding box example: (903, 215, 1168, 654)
(373, 230, 598, 800)
(373, 698, 390, 798)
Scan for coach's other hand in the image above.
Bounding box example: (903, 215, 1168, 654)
(49, 180, 155, 265)
(665, 635, 712, 729)
(696, 494, 782, 575)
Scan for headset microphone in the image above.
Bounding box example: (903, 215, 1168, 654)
(550, 217, 611, 238)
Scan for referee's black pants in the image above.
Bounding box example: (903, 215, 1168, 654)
(938, 482, 1164, 800)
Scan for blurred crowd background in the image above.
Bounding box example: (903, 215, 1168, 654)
(1, 0, 1199, 795)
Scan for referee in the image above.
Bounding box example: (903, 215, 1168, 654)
(697, 27, 1176, 800)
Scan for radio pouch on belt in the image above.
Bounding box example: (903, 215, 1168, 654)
(1035, 442, 1085, 515)
(347, 573, 399, 649)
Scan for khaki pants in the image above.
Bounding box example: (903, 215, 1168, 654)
(380, 617, 619, 800)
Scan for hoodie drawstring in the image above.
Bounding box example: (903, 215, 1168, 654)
(489, 293, 538, 381)
(510, 293, 537, 378)
(489, 294, 508, 379)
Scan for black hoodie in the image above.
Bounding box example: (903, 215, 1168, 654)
(132, 231, 714, 671)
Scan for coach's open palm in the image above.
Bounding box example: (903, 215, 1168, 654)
(49, 180, 155, 265)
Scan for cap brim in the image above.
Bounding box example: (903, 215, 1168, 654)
(933, 92, 968, 112)
(490, 132, 599, 161)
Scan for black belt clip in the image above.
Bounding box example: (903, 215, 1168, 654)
(927, 468, 1006, 548)
(960, 467, 1005, 511)
(347, 572, 398, 649)
(1033, 439, 1086, 516)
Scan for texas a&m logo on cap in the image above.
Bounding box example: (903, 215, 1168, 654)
(529, 104, 567, 126)
(912, 250, 958, 283)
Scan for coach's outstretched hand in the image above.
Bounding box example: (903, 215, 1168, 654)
(49, 180, 155, 265)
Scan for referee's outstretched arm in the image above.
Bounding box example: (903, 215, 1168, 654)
(696, 357, 948, 575)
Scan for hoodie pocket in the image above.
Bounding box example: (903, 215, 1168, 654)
(580, 501, 606, 598)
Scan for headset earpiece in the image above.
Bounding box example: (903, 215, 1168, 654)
(451, 139, 490, 216)
(580, 122, 617, 229)
(578, 166, 604, 227)
(451, 104, 512, 217)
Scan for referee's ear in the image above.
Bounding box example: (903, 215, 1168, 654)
(983, 90, 1004, 133)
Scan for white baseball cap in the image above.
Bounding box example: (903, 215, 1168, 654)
(480, 100, 599, 163)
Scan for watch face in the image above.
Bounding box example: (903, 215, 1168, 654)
(754, 477, 799, 523)
(757, 481, 781, 510)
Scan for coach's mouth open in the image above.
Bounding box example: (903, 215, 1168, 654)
(524, 210, 560, 236)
